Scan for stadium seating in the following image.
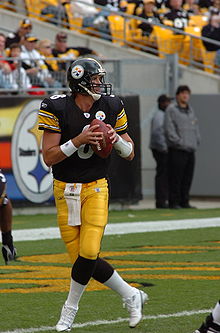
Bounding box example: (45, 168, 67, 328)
(0, 1, 16, 11)
(108, 14, 127, 45)
(125, 2, 136, 15)
(153, 26, 185, 57)
(185, 26, 217, 73)
(189, 15, 209, 28)
(126, 18, 157, 50)
(1, 1, 217, 75)
(25, 0, 54, 21)
(64, 3, 83, 32)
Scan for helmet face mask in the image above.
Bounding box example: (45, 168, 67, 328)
(85, 73, 112, 96)
(67, 58, 112, 100)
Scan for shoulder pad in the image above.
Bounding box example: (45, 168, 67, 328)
(40, 95, 67, 110)
(49, 94, 67, 100)
(104, 95, 123, 110)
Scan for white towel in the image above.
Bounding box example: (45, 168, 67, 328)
(64, 183, 82, 226)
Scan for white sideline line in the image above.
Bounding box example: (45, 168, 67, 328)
(13, 217, 220, 241)
(0, 308, 211, 333)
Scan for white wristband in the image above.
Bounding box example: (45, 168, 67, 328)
(113, 135, 133, 158)
(60, 140, 78, 157)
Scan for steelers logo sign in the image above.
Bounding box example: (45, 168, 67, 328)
(71, 65, 84, 79)
(95, 111, 106, 121)
(11, 100, 53, 203)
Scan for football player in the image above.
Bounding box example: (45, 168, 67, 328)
(38, 57, 148, 332)
(0, 170, 17, 264)
(194, 300, 220, 333)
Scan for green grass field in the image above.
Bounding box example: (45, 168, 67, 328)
(0, 208, 220, 333)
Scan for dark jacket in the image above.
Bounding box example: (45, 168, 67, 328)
(201, 24, 220, 51)
(164, 101, 200, 152)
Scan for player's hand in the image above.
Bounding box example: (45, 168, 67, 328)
(106, 124, 118, 144)
(74, 124, 103, 147)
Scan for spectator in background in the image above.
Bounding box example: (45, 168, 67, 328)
(137, 0, 163, 37)
(150, 94, 171, 208)
(193, 300, 220, 333)
(0, 170, 17, 265)
(20, 34, 61, 90)
(94, 0, 127, 12)
(0, 33, 15, 90)
(41, 0, 69, 25)
(37, 39, 64, 87)
(37, 39, 59, 72)
(20, 34, 46, 87)
(202, 15, 220, 50)
(198, 0, 212, 11)
(163, 0, 189, 30)
(208, 0, 220, 16)
(5, 19, 32, 48)
(183, 0, 201, 14)
(70, 0, 111, 35)
(71, 0, 99, 18)
(52, 32, 100, 71)
(164, 85, 200, 209)
(7, 43, 32, 90)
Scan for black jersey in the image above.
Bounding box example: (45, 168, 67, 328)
(164, 9, 189, 30)
(138, 12, 163, 35)
(38, 94, 129, 183)
(5, 32, 21, 48)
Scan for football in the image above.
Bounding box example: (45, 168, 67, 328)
(90, 119, 113, 158)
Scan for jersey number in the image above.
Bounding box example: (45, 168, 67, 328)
(77, 125, 94, 159)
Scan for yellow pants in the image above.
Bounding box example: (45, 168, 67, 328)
(53, 178, 109, 264)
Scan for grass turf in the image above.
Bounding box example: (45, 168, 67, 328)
(12, 207, 220, 229)
(0, 222, 219, 333)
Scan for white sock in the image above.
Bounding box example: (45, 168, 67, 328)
(212, 300, 220, 325)
(66, 278, 87, 309)
(103, 270, 135, 299)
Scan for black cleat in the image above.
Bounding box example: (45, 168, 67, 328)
(2, 245, 17, 264)
(194, 314, 220, 333)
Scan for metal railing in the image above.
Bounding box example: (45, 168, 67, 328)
(0, 57, 126, 95)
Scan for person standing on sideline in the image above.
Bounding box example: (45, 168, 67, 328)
(150, 94, 171, 208)
(38, 57, 148, 332)
(0, 170, 17, 264)
(193, 299, 220, 333)
(164, 85, 201, 209)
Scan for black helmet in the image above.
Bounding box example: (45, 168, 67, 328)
(67, 58, 112, 100)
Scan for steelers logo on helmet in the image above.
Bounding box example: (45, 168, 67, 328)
(71, 65, 84, 79)
(67, 58, 112, 100)
(95, 111, 106, 121)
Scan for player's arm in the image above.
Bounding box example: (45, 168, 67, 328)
(117, 132, 134, 161)
(107, 125, 134, 161)
(42, 126, 103, 167)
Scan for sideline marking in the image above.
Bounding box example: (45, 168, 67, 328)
(13, 217, 220, 241)
(0, 308, 211, 333)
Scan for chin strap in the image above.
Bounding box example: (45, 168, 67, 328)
(78, 84, 101, 101)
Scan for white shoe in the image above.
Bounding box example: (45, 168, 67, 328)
(56, 302, 78, 332)
(123, 289, 148, 328)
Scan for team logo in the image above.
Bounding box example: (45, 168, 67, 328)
(11, 100, 53, 203)
(71, 65, 84, 79)
(95, 111, 106, 121)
